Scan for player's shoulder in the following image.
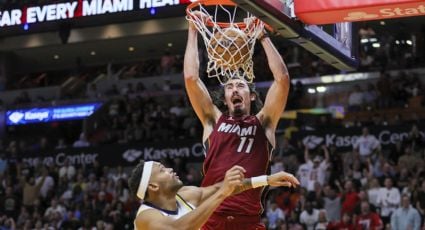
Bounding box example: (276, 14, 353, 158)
(177, 186, 202, 205)
(134, 208, 177, 230)
(134, 208, 164, 228)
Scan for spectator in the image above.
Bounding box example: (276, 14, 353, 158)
(58, 159, 76, 180)
(391, 195, 421, 230)
(323, 185, 341, 222)
(300, 201, 319, 230)
(266, 202, 285, 230)
(327, 212, 355, 230)
(160, 51, 176, 75)
(348, 85, 364, 111)
(315, 210, 328, 230)
(377, 177, 400, 224)
(0, 186, 20, 219)
(340, 180, 360, 215)
(86, 83, 102, 99)
(44, 198, 66, 219)
(22, 170, 46, 207)
(367, 178, 381, 209)
(35, 169, 55, 199)
(55, 138, 67, 149)
(353, 127, 381, 160)
(73, 133, 90, 148)
(304, 145, 329, 192)
(355, 201, 383, 230)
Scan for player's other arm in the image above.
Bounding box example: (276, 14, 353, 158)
(257, 33, 290, 144)
(180, 170, 299, 205)
(134, 192, 227, 230)
(184, 17, 221, 131)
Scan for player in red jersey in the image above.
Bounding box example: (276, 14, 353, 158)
(184, 13, 291, 230)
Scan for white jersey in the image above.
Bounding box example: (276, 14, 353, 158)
(134, 194, 195, 229)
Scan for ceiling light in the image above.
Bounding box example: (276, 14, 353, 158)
(316, 86, 327, 93)
(128, 46, 135, 52)
(380, 21, 385, 25)
(90, 51, 96, 55)
(307, 88, 316, 94)
(53, 55, 59, 59)
(168, 43, 173, 47)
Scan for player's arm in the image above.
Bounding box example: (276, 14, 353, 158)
(134, 191, 226, 230)
(304, 146, 310, 162)
(256, 34, 290, 140)
(135, 166, 245, 230)
(179, 170, 299, 205)
(184, 16, 221, 131)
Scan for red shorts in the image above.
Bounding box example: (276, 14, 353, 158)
(201, 213, 266, 230)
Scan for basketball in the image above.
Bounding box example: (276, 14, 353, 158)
(208, 28, 250, 68)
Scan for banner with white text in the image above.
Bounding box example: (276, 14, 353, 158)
(293, 124, 424, 152)
(20, 140, 204, 167)
(0, 0, 192, 27)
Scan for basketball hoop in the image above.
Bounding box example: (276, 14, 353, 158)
(186, 0, 269, 84)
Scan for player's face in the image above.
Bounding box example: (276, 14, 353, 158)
(224, 79, 253, 116)
(151, 163, 183, 192)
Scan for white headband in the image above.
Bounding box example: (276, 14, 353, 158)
(136, 161, 154, 200)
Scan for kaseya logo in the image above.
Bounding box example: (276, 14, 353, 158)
(302, 135, 324, 149)
(344, 4, 425, 21)
(122, 149, 142, 162)
(8, 112, 24, 124)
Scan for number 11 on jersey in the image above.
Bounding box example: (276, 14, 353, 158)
(237, 137, 254, 153)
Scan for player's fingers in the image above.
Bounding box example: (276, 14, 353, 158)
(275, 181, 292, 187)
(228, 174, 243, 181)
(231, 165, 246, 173)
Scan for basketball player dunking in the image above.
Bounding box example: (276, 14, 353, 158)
(184, 15, 291, 230)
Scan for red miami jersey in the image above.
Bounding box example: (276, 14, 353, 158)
(355, 212, 383, 230)
(201, 114, 272, 216)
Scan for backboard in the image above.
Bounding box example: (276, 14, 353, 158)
(233, 0, 358, 71)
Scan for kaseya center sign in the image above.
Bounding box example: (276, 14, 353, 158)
(0, 0, 192, 27)
(294, 0, 425, 25)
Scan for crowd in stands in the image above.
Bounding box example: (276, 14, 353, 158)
(346, 70, 424, 112)
(1, 114, 425, 229)
(261, 123, 425, 230)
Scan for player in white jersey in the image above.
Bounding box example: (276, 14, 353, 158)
(128, 160, 299, 230)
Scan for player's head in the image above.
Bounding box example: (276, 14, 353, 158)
(213, 77, 263, 116)
(129, 160, 183, 201)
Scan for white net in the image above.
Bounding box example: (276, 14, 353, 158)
(186, 2, 265, 84)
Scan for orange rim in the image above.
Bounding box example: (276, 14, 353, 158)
(186, 0, 274, 31)
(186, 0, 247, 28)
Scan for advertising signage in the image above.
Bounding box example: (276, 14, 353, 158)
(293, 124, 424, 152)
(20, 140, 205, 167)
(6, 102, 102, 125)
(0, 0, 192, 28)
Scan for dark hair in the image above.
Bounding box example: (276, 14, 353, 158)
(128, 160, 148, 199)
(211, 81, 263, 115)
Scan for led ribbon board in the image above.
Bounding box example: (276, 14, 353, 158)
(294, 0, 425, 25)
(6, 103, 102, 125)
(0, 0, 193, 28)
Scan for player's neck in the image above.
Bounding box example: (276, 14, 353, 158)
(147, 193, 178, 211)
(229, 113, 250, 119)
